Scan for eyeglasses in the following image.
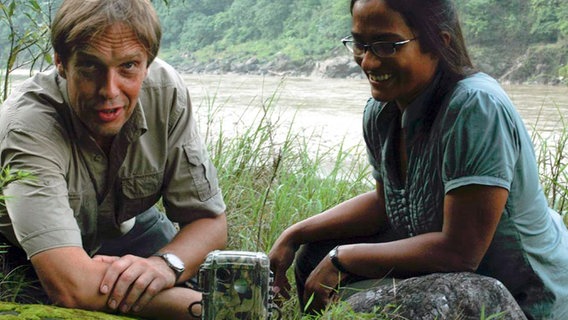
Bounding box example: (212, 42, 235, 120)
(341, 36, 418, 58)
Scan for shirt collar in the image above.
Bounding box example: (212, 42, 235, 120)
(400, 71, 442, 133)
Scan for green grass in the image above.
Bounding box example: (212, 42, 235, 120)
(198, 81, 373, 254)
(0, 167, 37, 304)
(197, 81, 373, 319)
(531, 102, 568, 218)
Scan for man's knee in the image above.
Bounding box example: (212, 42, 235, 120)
(97, 207, 177, 257)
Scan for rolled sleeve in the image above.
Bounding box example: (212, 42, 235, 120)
(442, 89, 518, 194)
(1, 130, 82, 258)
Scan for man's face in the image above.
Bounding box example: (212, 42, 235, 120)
(55, 23, 149, 148)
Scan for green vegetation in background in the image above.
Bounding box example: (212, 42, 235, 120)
(531, 104, 568, 221)
(155, 0, 351, 65)
(154, 0, 568, 58)
(153, 0, 567, 83)
(0, 0, 53, 102)
(0, 167, 34, 303)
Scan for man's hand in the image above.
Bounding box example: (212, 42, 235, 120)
(95, 254, 176, 313)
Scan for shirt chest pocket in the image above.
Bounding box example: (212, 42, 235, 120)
(120, 171, 164, 222)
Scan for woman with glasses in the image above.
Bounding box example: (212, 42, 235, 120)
(269, 0, 568, 318)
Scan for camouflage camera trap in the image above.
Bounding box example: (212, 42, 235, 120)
(189, 250, 281, 320)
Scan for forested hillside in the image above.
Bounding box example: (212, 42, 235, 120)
(1, 0, 567, 85)
(154, 0, 568, 84)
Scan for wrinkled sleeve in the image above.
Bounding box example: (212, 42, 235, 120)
(0, 129, 81, 258)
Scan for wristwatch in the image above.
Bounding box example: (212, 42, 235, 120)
(153, 252, 185, 281)
(329, 246, 350, 274)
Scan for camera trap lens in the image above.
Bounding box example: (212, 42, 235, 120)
(216, 267, 232, 282)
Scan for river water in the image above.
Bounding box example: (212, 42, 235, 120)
(184, 73, 568, 154)
(7, 70, 568, 154)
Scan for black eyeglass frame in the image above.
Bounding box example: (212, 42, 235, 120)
(341, 36, 418, 57)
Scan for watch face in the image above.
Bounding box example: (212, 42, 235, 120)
(163, 253, 185, 271)
(330, 247, 338, 259)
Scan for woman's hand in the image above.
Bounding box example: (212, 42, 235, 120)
(268, 235, 299, 301)
(302, 254, 347, 314)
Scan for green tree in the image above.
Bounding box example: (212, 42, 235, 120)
(155, 0, 232, 51)
(529, 0, 561, 43)
(555, 0, 568, 41)
(459, 0, 530, 48)
(221, 0, 260, 43)
(0, 0, 54, 102)
(1, 0, 565, 87)
(253, 1, 291, 39)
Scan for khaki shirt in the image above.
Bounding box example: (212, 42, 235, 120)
(0, 58, 226, 257)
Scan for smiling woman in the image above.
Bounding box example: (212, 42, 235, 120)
(348, 0, 442, 107)
(267, 0, 568, 319)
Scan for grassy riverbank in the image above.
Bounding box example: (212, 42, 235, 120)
(202, 90, 374, 318)
(200, 90, 568, 318)
(0, 88, 567, 319)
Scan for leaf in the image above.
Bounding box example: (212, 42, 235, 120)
(8, 0, 16, 17)
(303, 293, 315, 313)
(30, 0, 40, 11)
(43, 52, 53, 65)
(7, 44, 21, 70)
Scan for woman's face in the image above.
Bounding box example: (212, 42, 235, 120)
(352, 0, 439, 109)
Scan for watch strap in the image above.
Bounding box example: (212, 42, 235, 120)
(329, 246, 350, 274)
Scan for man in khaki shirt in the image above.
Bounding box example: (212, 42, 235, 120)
(0, 0, 227, 318)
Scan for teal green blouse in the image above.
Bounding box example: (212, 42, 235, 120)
(363, 72, 568, 319)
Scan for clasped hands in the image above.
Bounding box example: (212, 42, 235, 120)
(93, 254, 176, 314)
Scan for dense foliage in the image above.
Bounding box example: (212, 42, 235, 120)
(153, 0, 567, 82)
(155, 0, 568, 56)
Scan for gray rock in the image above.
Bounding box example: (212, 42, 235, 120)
(311, 56, 363, 78)
(345, 272, 527, 320)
